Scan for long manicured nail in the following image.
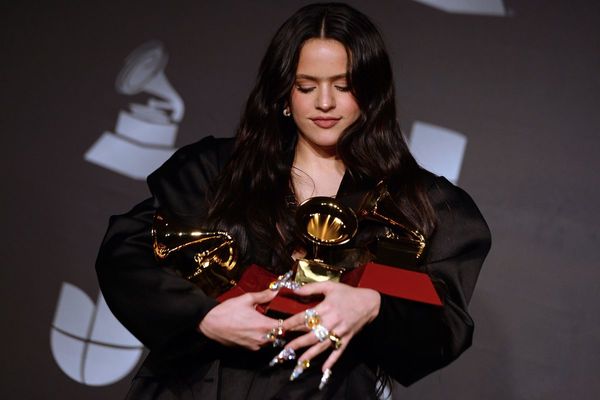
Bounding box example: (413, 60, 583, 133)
(269, 348, 296, 367)
(319, 369, 332, 390)
(289, 359, 310, 381)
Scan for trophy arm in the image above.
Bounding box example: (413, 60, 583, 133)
(359, 181, 427, 260)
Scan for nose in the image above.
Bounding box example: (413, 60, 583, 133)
(316, 86, 335, 111)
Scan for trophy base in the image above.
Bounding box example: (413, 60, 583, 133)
(294, 259, 344, 285)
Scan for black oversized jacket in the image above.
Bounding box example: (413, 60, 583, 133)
(96, 136, 491, 399)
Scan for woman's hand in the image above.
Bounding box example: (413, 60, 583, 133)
(282, 282, 381, 373)
(198, 289, 281, 350)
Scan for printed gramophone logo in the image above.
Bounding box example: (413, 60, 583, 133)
(84, 40, 184, 180)
(50, 283, 144, 386)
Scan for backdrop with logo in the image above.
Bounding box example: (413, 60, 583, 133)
(1, 1, 599, 398)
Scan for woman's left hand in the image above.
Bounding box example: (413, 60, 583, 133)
(281, 282, 381, 373)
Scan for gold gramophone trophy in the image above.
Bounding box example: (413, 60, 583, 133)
(267, 184, 440, 312)
(263, 196, 360, 314)
(151, 180, 441, 311)
(151, 213, 240, 298)
(289, 180, 427, 285)
(292, 196, 359, 285)
(357, 181, 426, 267)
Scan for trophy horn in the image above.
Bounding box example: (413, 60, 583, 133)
(287, 197, 358, 285)
(151, 213, 239, 297)
(296, 197, 358, 247)
(357, 181, 426, 260)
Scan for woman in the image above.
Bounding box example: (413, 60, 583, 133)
(96, 3, 491, 399)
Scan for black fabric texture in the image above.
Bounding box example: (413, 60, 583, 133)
(96, 136, 491, 399)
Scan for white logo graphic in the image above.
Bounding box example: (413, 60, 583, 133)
(408, 121, 467, 184)
(411, 0, 507, 16)
(50, 282, 144, 386)
(85, 41, 184, 180)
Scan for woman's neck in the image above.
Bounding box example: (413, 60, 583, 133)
(292, 137, 346, 203)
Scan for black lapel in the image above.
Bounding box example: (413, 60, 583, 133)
(335, 170, 377, 211)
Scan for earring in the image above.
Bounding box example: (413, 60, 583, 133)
(283, 107, 291, 117)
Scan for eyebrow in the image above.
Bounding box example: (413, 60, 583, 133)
(295, 73, 347, 81)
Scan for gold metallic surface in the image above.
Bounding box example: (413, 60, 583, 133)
(295, 259, 343, 285)
(358, 181, 426, 259)
(305, 313, 321, 329)
(328, 333, 342, 350)
(296, 197, 357, 246)
(292, 197, 356, 284)
(151, 212, 240, 297)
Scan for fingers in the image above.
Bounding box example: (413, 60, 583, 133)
(269, 302, 354, 389)
(199, 291, 284, 350)
(322, 333, 348, 371)
(284, 308, 346, 361)
(293, 330, 348, 380)
(286, 330, 318, 350)
(246, 288, 279, 304)
(272, 329, 345, 385)
(229, 313, 282, 351)
(281, 296, 338, 333)
(291, 341, 331, 381)
(271, 284, 379, 388)
(282, 311, 306, 333)
(292, 281, 336, 296)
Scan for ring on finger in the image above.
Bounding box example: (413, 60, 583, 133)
(265, 319, 284, 338)
(328, 332, 342, 350)
(265, 319, 285, 347)
(304, 308, 321, 329)
(312, 323, 330, 342)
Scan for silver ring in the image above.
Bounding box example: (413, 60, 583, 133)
(312, 324, 330, 342)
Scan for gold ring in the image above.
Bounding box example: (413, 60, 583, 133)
(328, 332, 342, 350)
(265, 319, 286, 346)
(304, 309, 321, 329)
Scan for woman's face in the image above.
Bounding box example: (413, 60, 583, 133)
(290, 38, 360, 153)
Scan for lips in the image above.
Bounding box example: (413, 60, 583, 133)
(311, 117, 341, 129)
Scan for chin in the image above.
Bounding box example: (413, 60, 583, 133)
(313, 139, 341, 151)
(315, 132, 343, 146)
(297, 129, 344, 152)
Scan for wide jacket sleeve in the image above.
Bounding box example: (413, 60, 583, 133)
(361, 176, 492, 386)
(95, 136, 234, 351)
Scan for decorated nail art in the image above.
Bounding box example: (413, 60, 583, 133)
(269, 347, 296, 367)
(289, 359, 311, 381)
(319, 369, 332, 390)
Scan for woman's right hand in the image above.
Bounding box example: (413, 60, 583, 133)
(198, 289, 280, 350)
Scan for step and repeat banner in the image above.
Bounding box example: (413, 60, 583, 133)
(2, 1, 598, 398)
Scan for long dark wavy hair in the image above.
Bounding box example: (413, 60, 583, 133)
(207, 3, 435, 273)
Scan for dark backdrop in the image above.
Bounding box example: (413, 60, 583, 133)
(1, 1, 599, 398)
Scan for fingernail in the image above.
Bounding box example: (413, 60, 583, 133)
(289, 359, 310, 381)
(319, 369, 332, 390)
(272, 337, 286, 348)
(269, 348, 296, 367)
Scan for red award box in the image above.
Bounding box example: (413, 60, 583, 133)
(217, 262, 442, 315)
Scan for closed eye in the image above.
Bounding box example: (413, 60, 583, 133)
(296, 85, 316, 93)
